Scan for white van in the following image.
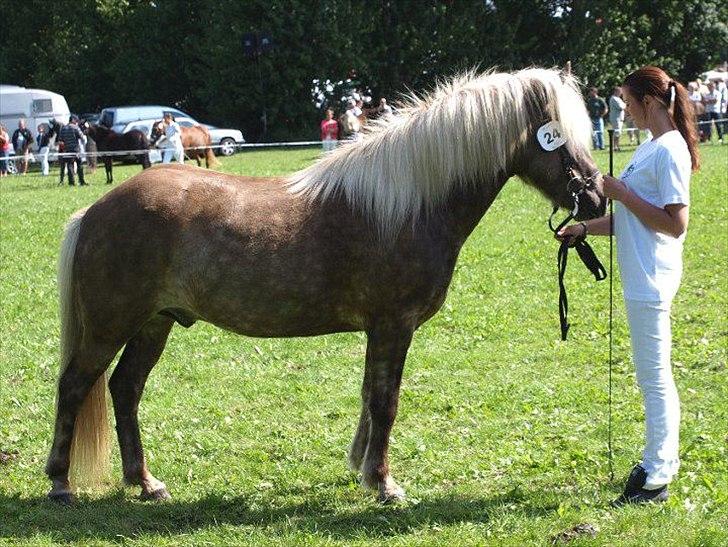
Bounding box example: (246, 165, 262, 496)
(0, 85, 71, 150)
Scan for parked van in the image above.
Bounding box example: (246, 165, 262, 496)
(0, 85, 70, 149)
(99, 105, 191, 134)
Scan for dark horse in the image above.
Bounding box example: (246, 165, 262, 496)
(46, 68, 606, 504)
(83, 124, 151, 184)
(150, 119, 220, 168)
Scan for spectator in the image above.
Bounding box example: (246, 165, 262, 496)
(701, 81, 723, 142)
(696, 78, 708, 95)
(11, 119, 33, 175)
(378, 98, 393, 119)
(609, 87, 627, 151)
(716, 77, 728, 141)
(586, 87, 608, 150)
(0, 124, 11, 177)
(687, 82, 706, 141)
(341, 99, 362, 141)
(157, 112, 184, 164)
(320, 109, 339, 152)
(36, 124, 51, 176)
(58, 115, 88, 186)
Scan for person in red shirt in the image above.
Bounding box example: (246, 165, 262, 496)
(320, 109, 339, 152)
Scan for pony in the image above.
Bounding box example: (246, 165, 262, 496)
(83, 124, 151, 184)
(45, 68, 606, 505)
(150, 120, 220, 168)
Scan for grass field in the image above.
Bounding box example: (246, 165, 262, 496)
(1, 144, 726, 546)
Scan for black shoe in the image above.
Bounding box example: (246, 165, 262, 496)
(612, 465, 668, 506)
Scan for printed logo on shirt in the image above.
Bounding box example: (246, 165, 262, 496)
(623, 163, 635, 179)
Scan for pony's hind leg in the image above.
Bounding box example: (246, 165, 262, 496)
(349, 405, 370, 472)
(46, 342, 119, 504)
(348, 370, 372, 471)
(109, 315, 174, 501)
(359, 323, 413, 503)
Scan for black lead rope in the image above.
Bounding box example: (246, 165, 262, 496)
(549, 205, 607, 341)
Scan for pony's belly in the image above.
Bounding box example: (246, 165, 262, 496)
(197, 302, 367, 337)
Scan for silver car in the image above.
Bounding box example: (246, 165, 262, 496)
(122, 116, 245, 158)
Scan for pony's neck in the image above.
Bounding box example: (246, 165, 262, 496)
(444, 173, 511, 244)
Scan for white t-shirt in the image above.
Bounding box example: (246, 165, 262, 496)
(614, 130, 691, 302)
(609, 95, 626, 123)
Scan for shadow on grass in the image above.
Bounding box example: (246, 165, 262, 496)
(0, 483, 557, 542)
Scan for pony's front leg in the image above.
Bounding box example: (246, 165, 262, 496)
(359, 323, 413, 502)
(104, 157, 113, 184)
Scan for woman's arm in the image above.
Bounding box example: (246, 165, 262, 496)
(555, 214, 612, 245)
(604, 175, 688, 238)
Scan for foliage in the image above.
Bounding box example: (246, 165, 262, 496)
(0, 0, 726, 140)
(0, 143, 726, 545)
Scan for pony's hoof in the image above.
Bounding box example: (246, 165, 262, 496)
(48, 491, 75, 506)
(140, 487, 171, 502)
(378, 483, 406, 504)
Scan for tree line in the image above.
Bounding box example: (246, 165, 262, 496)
(2, 0, 726, 141)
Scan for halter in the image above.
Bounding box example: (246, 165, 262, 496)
(540, 125, 606, 341)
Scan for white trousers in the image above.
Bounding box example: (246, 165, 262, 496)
(38, 146, 49, 175)
(162, 145, 184, 164)
(624, 299, 680, 488)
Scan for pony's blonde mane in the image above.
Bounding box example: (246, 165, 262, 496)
(287, 68, 591, 236)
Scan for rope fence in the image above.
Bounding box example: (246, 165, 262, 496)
(593, 116, 727, 136)
(1, 140, 327, 163)
(2, 117, 726, 164)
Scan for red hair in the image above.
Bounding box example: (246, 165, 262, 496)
(623, 66, 700, 171)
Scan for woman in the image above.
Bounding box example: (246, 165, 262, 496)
(558, 66, 699, 505)
(320, 109, 339, 152)
(36, 124, 51, 176)
(157, 112, 184, 164)
(0, 124, 11, 176)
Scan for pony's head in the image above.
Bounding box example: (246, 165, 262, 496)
(511, 69, 606, 220)
(150, 120, 165, 145)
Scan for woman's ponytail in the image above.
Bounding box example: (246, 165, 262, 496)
(670, 80, 700, 171)
(624, 66, 701, 171)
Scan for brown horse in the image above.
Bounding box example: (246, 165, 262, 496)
(84, 124, 151, 184)
(46, 68, 606, 505)
(150, 120, 220, 168)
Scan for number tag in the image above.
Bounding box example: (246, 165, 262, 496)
(537, 121, 566, 151)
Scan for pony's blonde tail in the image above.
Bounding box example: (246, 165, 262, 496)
(57, 207, 111, 489)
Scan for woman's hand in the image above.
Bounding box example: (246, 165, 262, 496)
(555, 222, 587, 247)
(603, 175, 629, 202)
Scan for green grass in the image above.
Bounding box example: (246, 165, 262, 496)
(1, 144, 726, 546)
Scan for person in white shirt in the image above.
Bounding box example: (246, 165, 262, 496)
(701, 81, 723, 142)
(557, 66, 700, 506)
(608, 87, 627, 151)
(157, 112, 185, 164)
